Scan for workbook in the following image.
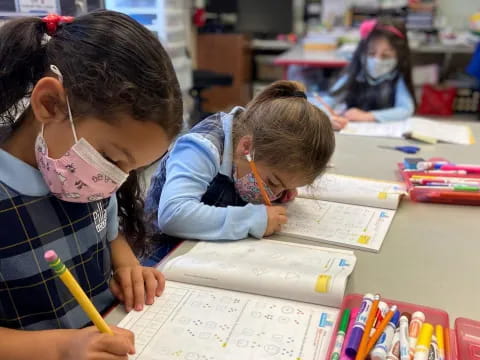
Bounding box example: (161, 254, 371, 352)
(340, 117, 475, 145)
(119, 240, 357, 360)
(280, 174, 405, 252)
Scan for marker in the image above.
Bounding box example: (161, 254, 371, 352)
(346, 293, 375, 357)
(408, 311, 425, 359)
(414, 185, 480, 192)
(365, 306, 399, 357)
(428, 335, 439, 360)
(371, 310, 400, 360)
(399, 313, 411, 360)
(340, 308, 360, 360)
(44, 250, 113, 335)
(436, 325, 445, 360)
(440, 164, 480, 174)
(331, 309, 352, 360)
(356, 294, 381, 360)
(413, 323, 434, 360)
(371, 302, 390, 336)
(416, 161, 450, 171)
(387, 328, 401, 360)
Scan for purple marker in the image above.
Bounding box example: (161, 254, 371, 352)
(340, 308, 360, 360)
(346, 293, 374, 358)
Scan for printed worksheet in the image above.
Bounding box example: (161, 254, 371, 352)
(163, 240, 356, 307)
(281, 198, 395, 252)
(119, 282, 339, 360)
(298, 174, 405, 210)
(340, 120, 408, 138)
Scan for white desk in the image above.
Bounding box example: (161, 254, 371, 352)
(274, 44, 349, 68)
(107, 117, 480, 326)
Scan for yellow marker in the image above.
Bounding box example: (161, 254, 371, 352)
(413, 323, 433, 360)
(436, 325, 445, 360)
(315, 275, 331, 293)
(44, 250, 113, 335)
(358, 235, 371, 244)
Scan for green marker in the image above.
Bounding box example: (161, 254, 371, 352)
(453, 184, 480, 192)
(331, 308, 351, 360)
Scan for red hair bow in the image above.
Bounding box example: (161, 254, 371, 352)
(42, 14, 74, 35)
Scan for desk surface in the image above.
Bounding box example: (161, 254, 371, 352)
(107, 117, 480, 327)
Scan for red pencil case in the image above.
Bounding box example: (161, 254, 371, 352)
(326, 294, 480, 360)
(398, 163, 480, 205)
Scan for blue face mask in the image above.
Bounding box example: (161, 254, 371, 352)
(366, 57, 398, 79)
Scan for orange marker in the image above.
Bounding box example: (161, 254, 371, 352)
(365, 305, 399, 357)
(356, 294, 381, 360)
(246, 152, 272, 206)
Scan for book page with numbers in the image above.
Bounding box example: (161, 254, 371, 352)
(119, 281, 338, 360)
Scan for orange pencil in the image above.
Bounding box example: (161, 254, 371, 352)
(355, 294, 381, 360)
(365, 305, 398, 357)
(314, 93, 337, 117)
(246, 152, 272, 206)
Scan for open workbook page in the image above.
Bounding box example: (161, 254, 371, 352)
(281, 198, 395, 252)
(162, 240, 356, 307)
(119, 281, 339, 360)
(298, 173, 405, 210)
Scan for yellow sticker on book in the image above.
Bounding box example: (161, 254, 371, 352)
(315, 274, 331, 293)
(358, 235, 371, 244)
(378, 192, 388, 200)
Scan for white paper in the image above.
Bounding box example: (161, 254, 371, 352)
(119, 281, 339, 360)
(163, 240, 356, 307)
(298, 174, 405, 210)
(281, 198, 395, 252)
(18, 0, 58, 13)
(340, 117, 474, 145)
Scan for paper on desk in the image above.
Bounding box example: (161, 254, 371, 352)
(119, 281, 339, 360)
(281, 198, 395, 252)
(163, 239, 356, 308)
(298, 173, 405, 209)
(340, 117, 475, 145)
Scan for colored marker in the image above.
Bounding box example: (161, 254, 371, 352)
(387, 328, 401, 360)
(371, 302, 389, 336)
(428, 335, 439, 360)
(371, 310, 400, 360)
(346, 293, 375, 357)
(341, 308, 360, 360)
(365, 306, 398, 357)
(331, 309, 352, 360)
(413, 323, 434, 360)
(408, 311, 425, 358)
(356, 294, 381, 360)
(436, 325, 445, 360)
(399, 313, 411, 360)
(44, 250, 113, 334)
(416, 161, 450, 171)
(440, 164, 480, 174)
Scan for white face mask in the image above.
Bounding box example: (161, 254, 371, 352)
(366, 57, 398, 79)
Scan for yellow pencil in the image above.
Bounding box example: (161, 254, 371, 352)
(44, 250, 113, 334)
(245, 152, 272, 206)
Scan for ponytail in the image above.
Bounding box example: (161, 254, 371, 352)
(0, 17, 47, 128)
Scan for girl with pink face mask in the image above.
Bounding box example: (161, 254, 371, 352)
(145, 81, 335, 244)
(0, 11, 182, 360)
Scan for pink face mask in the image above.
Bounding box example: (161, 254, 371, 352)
(35, 65, 129, 203)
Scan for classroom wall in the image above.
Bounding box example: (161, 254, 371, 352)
(437, 0, 479, 30)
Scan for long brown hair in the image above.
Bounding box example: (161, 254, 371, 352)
(0, 11, 183, 255)
(233, 81, 335, 183)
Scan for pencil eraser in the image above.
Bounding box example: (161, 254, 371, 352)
(44, 250, 58, 262)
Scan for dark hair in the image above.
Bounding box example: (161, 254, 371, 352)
(0, 10, 183, 254)
(233, 81, 335, 183)
(331, 18, 415, 105)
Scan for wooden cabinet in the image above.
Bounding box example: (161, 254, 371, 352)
(196, 33, 252, 112)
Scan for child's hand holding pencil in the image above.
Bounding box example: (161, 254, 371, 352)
(313, 93, 349, 130)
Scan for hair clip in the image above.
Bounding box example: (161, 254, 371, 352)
(42, 14, 74, 36)
(360, 19, 405, 39)
(292, 91, 307, 99)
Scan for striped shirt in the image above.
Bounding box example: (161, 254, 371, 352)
(0, 148, 117, 330)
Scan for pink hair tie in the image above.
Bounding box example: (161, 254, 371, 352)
(42, 14, 74, 36)
(359, 19, 405, 39)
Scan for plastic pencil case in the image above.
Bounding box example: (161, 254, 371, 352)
(326, 294, 480, 360)
(398, 164, 480, 205)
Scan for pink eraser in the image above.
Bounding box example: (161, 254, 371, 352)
(44, 250, 58, 262)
